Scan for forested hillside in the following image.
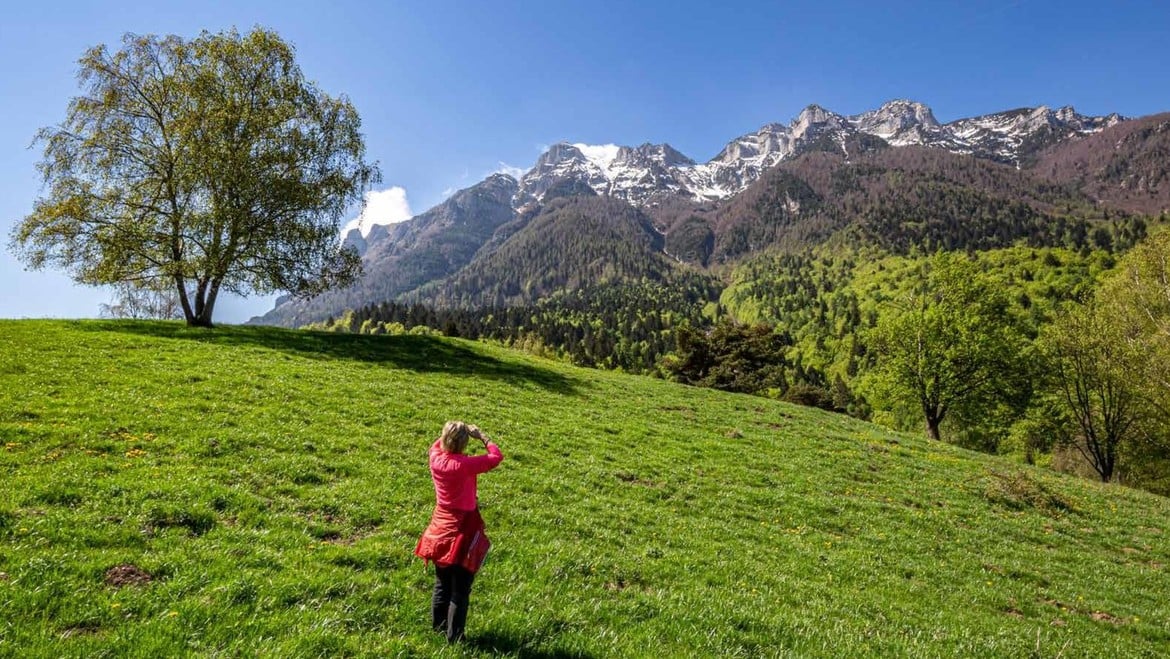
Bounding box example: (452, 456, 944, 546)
(314, 275, 719, 372)
(1034, 112, 1170, 215)
(407, 196, 677, 309)
(652, 147, 1147, 265)
(259, 175, 520, 327)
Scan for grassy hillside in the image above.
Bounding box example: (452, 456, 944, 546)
(1, 320, 1167, 657)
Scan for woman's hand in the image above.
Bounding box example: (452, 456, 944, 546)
(469, 425, 489, 447)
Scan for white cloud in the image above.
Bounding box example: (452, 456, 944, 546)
(491, 161, 526, 179)
(572, 143, 620, 169)
(341, 186, 413, 238)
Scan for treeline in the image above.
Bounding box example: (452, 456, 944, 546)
(660, 320, 868, 417)
(664, 245, 1119, 420)
(309, 274, 721, 373)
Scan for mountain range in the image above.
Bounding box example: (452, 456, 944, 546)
(252, 100, 1168, 327)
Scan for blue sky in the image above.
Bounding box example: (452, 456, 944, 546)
(2, 0, 1168, 322)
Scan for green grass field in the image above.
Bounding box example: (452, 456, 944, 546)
(1, 320, 1167, 657)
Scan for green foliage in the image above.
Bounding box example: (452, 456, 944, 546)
(9, 28, 378, 327)
(664, 319, 793, 394)
(1002, 397, 1070, 466)
(1, 320, 1169, 656)
(1105, 228, 1170, 407)
(864, 253, 1033, 441)
(719, 245, 1116, 436)
(1032, 227, 1170, 491)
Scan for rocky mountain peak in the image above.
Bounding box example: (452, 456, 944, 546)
(795, 103, 835, 124)
(530, 142, 587, 172)
(615, 143, 696, 168)
(852, 99, 942, 138)
(792, 104, 848, 139)
(509, 100, 1128, 206)
(484, 171, 520, 186)
(712, 123, 791, 165)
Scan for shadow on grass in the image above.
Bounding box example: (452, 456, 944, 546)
(466, 630, 597, 659)
(84, 320, 581, 395)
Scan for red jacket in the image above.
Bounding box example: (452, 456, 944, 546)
(414, 505, 491, 572)
(428, 440, 503, 511)
(414, 440, 503, 572)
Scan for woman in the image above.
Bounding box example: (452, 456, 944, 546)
(413, 420, 504, 643)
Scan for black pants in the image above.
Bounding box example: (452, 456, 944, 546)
(432, 564, 476, 642)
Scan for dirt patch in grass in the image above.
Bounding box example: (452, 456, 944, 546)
(104, 563, 153, 587)
(1090, 611, 1124, 624)
(1041, 597, 1126, 625)
(60, 621, 102, 639)
(614, 471, 661, 488)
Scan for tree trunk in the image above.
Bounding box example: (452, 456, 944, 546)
(925, 416, 942, 441)
(924, 403, 945, 440)
(1096, 448, 1115, 483)
(175, 275, 197, 326)
(184, 278, 217, 328)
(189, 313, 214, 328)
(1082, 430, 1116, 483)
(194, 280, 221, 328)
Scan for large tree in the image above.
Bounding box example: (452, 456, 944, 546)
(1040, 300, 1146, 482)
(10, 28, 379, 326)
(866, 253, 1030, 441)
(1108, 229, 1170, 402)
(1076, 228, 1170, 488)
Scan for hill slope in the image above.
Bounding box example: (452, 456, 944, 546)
(1, 321, 1167, 656)
(1034, 112, 1170, 215)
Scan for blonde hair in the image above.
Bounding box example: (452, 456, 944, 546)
(439, 421, 471, 454)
